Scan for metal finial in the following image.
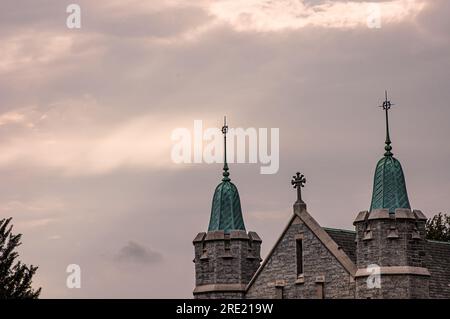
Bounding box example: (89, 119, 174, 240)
(222, 116, 230, 181)
(291, 172, 306, 203)
(379, 90, 394, 157)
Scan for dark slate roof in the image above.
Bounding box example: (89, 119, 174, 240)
(324, 227, 450, 298)
(324, 228, 357, 264)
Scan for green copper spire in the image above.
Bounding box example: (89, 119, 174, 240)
(382, 90, 393, 157)
(208, 117, 246, 233)
(369, 91, 411, 213)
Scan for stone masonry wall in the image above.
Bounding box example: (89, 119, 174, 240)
(246, 216, 355, 299)
(194, 292, 245, 299)
(193, 231, 261, 299)
(355, 275, 429, 299)
(355, 218, 427, 269)
(354, 209, 430, 299)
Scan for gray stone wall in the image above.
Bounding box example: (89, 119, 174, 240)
(194, 292, 245, 299)
(354, 209, 430, 299)
(246, 216, 355, 299)
(427, 241, 450, 299)
(355, 275, 429, 299)
(193, 230, 261, 299)
(355, 214, 427, 269)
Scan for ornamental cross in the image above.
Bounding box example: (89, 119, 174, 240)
(291, 172, 306, 203)
(378, 90, 394, 157)
(221, 116, 230, 181)
(379, 90, 393, 111)
(222, 116, 228, 135)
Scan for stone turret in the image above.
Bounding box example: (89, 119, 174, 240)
(354, 93, 430, 298)
(354, 209, 429, 298)
(192, 118, 262, 299)
(193, 230, 262, 298)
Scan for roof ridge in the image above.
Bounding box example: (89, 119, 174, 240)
(323, 227, 356, 234)
(296, 209, 357, 276)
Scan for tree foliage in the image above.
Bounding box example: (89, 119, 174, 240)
(0, 217, 41, 299)
(426, 213, 450, 242)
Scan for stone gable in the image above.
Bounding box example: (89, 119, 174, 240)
(246, 212, 355, 299)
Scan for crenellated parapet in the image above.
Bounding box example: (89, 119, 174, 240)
(193, 230, 262, 299)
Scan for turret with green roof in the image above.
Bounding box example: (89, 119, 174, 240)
(208, 117, 246, 233)
(192, 117, 261, 299)
(369, 91, 411, 213)
(354, 92, 429, 299)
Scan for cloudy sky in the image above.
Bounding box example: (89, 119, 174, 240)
(1, 0, 449, 298)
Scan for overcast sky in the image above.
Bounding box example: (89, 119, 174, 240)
(1, 0, 449, 298)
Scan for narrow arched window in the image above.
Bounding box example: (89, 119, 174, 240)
(296, 239, 303, 276)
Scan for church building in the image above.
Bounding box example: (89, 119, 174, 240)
(192, 95, 450, 299)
